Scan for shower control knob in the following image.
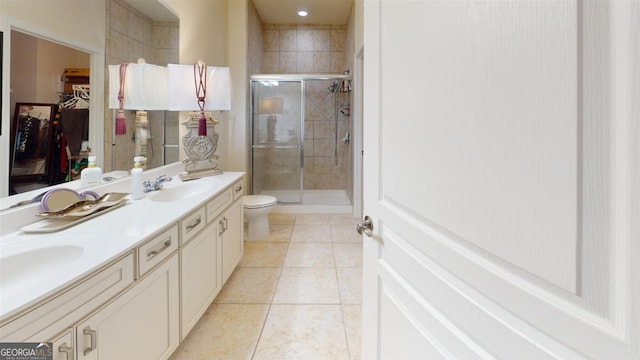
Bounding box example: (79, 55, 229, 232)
(356, 216, 374, 237)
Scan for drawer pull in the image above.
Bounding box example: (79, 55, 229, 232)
(185, 216, 202, 232)
(219, 219, 225, 236)
(234, 184, 243, 193)
(83, 326, 97, 355)
(58, 343, 74, 360)
(147, 239, 172, 260)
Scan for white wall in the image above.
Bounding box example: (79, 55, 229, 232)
(227, 0, 248, 173)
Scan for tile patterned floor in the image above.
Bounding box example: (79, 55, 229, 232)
(170, 213, 363, 360)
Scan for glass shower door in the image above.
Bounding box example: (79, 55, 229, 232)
(251, 80, 303, 203)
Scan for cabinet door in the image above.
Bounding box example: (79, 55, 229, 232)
(51, 329, 73, 360)
(180, 221, 220, 340)
(220, 200, 243, 284)
(76, 255, 179, 360)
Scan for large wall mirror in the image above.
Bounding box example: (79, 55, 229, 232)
(1, 15, 104, 201)
(1, 0, 179, 207)
(8, 30, 91, 195)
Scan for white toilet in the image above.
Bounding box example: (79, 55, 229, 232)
(243, 195, 278, 240)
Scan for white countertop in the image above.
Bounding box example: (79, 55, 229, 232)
(0, 162, 244, 322)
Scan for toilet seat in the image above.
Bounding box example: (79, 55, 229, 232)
(243, 195, 277, 209)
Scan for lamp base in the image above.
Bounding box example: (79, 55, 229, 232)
(179, 167, 223, 181)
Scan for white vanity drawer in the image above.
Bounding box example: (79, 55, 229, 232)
(0, 253, 134, 342)
(181, 206, 206, 245)
(232, 180, 244, 200)
(137, 225, 179, 277)
(206, 187, 233, 223)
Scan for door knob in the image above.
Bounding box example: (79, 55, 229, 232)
(356, 216, 374, 237)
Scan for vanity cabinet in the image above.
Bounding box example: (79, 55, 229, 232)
(0, 254, 135, 342)
(76, 254, 179, 360)
(0, 170, 245, 360)
(180, 215, 220, 340)
(180, 207, 206, 245)
(180, 183, 244, 339)
(217, 200, 243, 284)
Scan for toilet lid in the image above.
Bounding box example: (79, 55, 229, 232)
(244, 195, 277, 209)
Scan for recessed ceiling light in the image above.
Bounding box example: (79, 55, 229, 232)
(297, 9, 308, 17)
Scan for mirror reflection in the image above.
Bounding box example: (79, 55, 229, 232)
(9, 31, 90, 195)
(4, 0, 179, 202)
(10, 103, 55, 180)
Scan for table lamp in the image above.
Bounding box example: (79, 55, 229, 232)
(168, 61, 231, 180)
(108, 59, 168, 160)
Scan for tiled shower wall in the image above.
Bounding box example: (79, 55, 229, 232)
(248, 0, 264, 77)
(261, 24, 348, 74)
(104, 0, 179, 171)
(254, 22, 353, 191)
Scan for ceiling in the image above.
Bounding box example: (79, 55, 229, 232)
(253, 0, 353, 25)
(124, 0, 354, 25)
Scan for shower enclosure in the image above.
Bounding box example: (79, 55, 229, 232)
(250, 74, 352, 208)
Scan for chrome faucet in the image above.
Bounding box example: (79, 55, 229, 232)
(143, 175, 173, 193)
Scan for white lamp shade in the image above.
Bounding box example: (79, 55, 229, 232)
(167, 64, 231, 111)
(259, 97, 283, 115)
(108, 63, 168, 110)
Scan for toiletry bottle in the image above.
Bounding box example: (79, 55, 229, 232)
(80, 156, 102, 187)
(131, 156, 145, 200)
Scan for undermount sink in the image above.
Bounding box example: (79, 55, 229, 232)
(149, 181, 211, 202)
(0, 245, 84, 288)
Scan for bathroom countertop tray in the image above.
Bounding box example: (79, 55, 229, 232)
(36, 192, 128, 219)
(21, 193, 129, 233)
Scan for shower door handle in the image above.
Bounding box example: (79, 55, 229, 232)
(300, 143, 304, 168)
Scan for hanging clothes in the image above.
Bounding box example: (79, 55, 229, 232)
(14, 114, 41, 163)
(59, 108, 89, 156)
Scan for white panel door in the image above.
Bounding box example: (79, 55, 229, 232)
(361, 0, 640, 358)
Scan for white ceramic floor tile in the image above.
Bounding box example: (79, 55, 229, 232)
(333, 243, 363, 267)
(290, 224, 332, 242)
(269, 213, 296, 225)
(240, 242, 288, 267)
(331, 223, 364, 243)
(250, 224, 292, 242)
(284, 243, 335, 268)
(273, 267, 340, 304)
(170, 304, 269, 360)
(253, 304, 350, 360)
(330, 214, 360, 225)
(295, 214, 331, 224)
(342, 304, 362, 360)
(337, 268, 362, 304)
(214, 267, 281, 304)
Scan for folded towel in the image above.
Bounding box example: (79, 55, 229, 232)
(60, 108, 89, 156)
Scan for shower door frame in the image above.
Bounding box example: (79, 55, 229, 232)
(249, 73, 352, 203)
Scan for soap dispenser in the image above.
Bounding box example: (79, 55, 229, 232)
(131, 156, 145, 200)
(80, 156, 102, 187)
